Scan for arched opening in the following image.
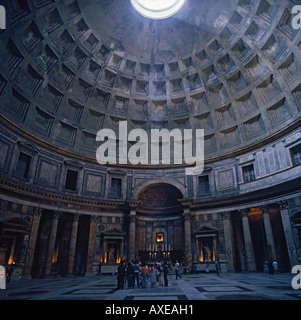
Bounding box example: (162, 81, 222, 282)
(135, 183, 185, 264)
(0, 218, 30, 268)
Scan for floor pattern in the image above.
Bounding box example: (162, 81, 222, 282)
(1, 272, 300, 301)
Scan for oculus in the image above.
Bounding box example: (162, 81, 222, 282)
(130, 0, 186, 20)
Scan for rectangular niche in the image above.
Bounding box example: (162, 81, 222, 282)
(50, 63, 75, 90)
(261, 34, 288, 64)
(235, 91, 259, 118)
(215, 104, 236, 128)
(74, 18, 89, 37)
(20, 20, 43, 52)
(256, 75, 282, 105)
(83, 171, 105, 196)
(154, 64, 165, 76)
(202, 65, 220, 84)
(291, 83, 301, 112)
(6, 88, 30, 123)
(66, 1, 81, 20)
(267, 98, 292, 128)
(135, 80, 149, 95)
(231, 39, 252, 62)
(172, 118, 190, 130)
(170, 78, 184, 93)
(171, 97, 188, 115)
(245, 21, 267, 42)
(97, 45, 111, 61)
(100, 68, 116, 87)
(207, 83, 229, 107)
(84, 33, 99, 51)
(149, 100, 167, 121)
(30, 106, 54, 136)
(242, 114, 266, 140)
(57, 121, 77, 146)
(109, 53, 123, 69)
(69, 46, 87, 69)
(35, 157, 61, 188)
(153, 81, 166, 96)
(186, 73, 203, 91)
(190, 92, 209, 115)
(195, 49, 211, 66)
(181, 56, 195, 71)
(85, 60, 102, 80)
(244, 55, 269, 83)
(220, 126, 241, 149)
(84, 109, 105, 130)
(194, 112, 213, 130)
(207, 39, 224, 57)
(113, 96, 129, 115)
(80, 130, 97, 154)
(132, 99, 148, 118)
(35, 44, 58, 72)
(41, 8, 63, 34)
(67, 99, 84, 124)
(57, 29, 75, 53)
(217, 54, 236, 75)
(226, 71, 248, 94)
(123, 59, 136, 74)
(116, 76, 132, 93)
(169, 61, 180, 73)
(278, 53, 301, 88)
(277, 8, 298, 40)
(256, 0, 279, 23)
(204, 133, 217, 154)
(6, 38, 24, 76)
(139, 62, 150, 76)
(78, 78, 92, 101)
(39, 84, 63, 112)
(219, 26, 235, 47)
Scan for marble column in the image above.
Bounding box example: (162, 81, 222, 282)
(260, 205, 276, 261)
(239, 209, 256, 271)
(44, 211, 60, 276)
(128, 212, 136, 262)
(278, 200, 298, 268)
(67, 213, 79, 275)
(23, 207, 42, 278)
(221, 212, 235, 272)
(183, 209, 193, 268)
(86, 215, 97, 275)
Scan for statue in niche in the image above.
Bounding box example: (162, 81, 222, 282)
(203, 241, 212, 261)
(108, 245, 116, 263)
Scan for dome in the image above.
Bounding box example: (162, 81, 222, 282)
(0, 0, 300, 166)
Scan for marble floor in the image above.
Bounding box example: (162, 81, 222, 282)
(1, 272, 300, 301)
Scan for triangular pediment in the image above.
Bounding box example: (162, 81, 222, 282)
(195, 226, 218, 234)
(64, 160, 84, 169)
(102, 228, 126, 235)
(17, 141, 39, 154)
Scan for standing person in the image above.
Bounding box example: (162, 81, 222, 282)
(141, 264, 148, 288)
(175, 260, 181, 279)
(117, 260, 125, 290)
(272, 260, 279, 274)
(215, 260, 220, 276)
(163, 263, 169, 287)
(127, 262, 134, 289)
(132, 260, 140, 288)
(149, 264, 156, 288)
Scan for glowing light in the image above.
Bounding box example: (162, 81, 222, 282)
(130, 0, 186, 20)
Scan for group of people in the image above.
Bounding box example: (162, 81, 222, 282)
(117, 260, 181, 290)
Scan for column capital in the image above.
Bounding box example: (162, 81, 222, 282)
(129, 214, 137, 223)
(53, 210, 62, 219)
(178, 198, 193, 208)
(32, 207, 43, 217)
(239, 208, 249, 217)
(72, 213, 80, 222)
(90, 215, 98, 223)
(127, 200, 141, 210)
(183, 211, 192, 221)
(278, 200, 288, 210)
(221, 211, 231, 220)
(260, 205, 269, 215)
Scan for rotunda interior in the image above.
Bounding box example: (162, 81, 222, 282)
(0, 0, 300, 279)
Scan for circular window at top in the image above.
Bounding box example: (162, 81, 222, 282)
(130, 0, 186, 20)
